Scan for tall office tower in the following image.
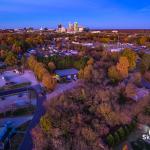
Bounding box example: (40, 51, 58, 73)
(58, 24, 62, 30)
(68, 22, 73, 32)
(58, 24, 62, 29)
(74, 22, 79, 32)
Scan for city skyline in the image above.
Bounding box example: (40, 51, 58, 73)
(0, 0, 150, 29)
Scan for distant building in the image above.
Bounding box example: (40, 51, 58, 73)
(79, 27, 84, 32)
(112, 30, 118, 33)
(58, 24, 62, 29)
(91, 31, 101, 34)
(68, 22, 74, 32)
(74, 22, 79, 32)
(110, 48, 123, 52)
(60, 27, 66, 33)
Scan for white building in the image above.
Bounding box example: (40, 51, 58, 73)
(112, 30, 118, 34)
(110, 48, 123, 52)
(79, 27, 84, 32)
(91, 31, 101, 34)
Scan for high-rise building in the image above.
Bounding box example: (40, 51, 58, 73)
(74, 22, 79, 32)
(68, 22, 74, 32)
(58, 24, 62, 29)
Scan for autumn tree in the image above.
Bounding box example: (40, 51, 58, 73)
(27, 55, 37, 70)
(38, 68, 49, 81)
(4, 51, 17, 66)
(32, 126, 48, 150)
(87, 57, 94, 65)
(116, 57, 129, 78)
(133, 72, 142, 86)
(42, 73, 56, 91)
(144, 72, 150, 82)
(48, 61, 56, 72)
(0, 50, 7, 59)
(78, 68, 84, 79)
(140, 54, 150, 73)
(83, 65, 93, 81)
(122, 48, 137, 70)
(125, 83, 136, 99)
(34, 62, 45, 77)
(12, 41, 22, 54)
(40, 114, 52, 133)
(137, 36, 147, 45)
(100, 37, 110, 43)
(108, 66, 121, 82)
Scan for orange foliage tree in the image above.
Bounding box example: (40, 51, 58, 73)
(116, 57, 129, 78)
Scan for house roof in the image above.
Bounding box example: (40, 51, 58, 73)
(55, 68, 79, 77)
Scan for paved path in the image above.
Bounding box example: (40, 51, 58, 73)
(47, 81, 79, 100)
(19, 81, 80, 150)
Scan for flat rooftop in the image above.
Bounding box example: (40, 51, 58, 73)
(55, 68, 79, 77)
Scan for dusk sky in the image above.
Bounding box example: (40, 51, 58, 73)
(0, 0, 150, 29)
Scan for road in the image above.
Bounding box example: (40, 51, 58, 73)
(19, 81, 80, 150)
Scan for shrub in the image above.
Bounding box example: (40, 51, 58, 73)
(124, 126, 130, 136)
(114, 132, 120, 144)
(106, 134, 115, 147)
(117, 127, 125, 140)
(127, 124, 132, 132)
(130, 120, 137, 129)
(40, 115, 52, 133)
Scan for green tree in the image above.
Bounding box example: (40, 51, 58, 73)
(106, 134, 115, 147)
(117, 127, 125, 140)
(124, 126, 130, 136)
(40, 115, 52, 133)
(114, 132, 120, 144)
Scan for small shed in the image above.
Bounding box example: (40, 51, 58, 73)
(55, 68, 79, 81)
